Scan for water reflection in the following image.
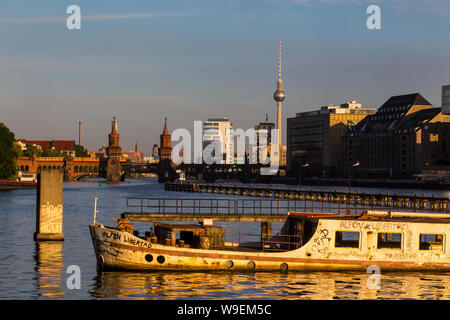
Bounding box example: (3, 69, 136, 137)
(34, 242, 65, 299)
(3, 179, 450, 299)
(89, 271, 450, 300)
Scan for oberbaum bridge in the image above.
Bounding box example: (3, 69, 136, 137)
(17, 118, 158, 184)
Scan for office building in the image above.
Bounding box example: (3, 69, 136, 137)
(287, 101, 376, 177)
(343, 93, 450, 179)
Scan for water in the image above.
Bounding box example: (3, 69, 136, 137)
(0, 178, 449, 300)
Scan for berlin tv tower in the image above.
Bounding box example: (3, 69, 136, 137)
(273, 40, 286, 163)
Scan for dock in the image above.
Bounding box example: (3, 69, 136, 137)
(164, 182, 450, 213)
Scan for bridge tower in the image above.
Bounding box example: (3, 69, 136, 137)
(158, 118, 175, 182)
(106, 117, 123, 183)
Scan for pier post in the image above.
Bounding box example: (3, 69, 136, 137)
(261, 222, 272, 243)
(34, 168, 64, 241)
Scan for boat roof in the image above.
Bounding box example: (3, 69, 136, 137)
(288, 211, 450, 224)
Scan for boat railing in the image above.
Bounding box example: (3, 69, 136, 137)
(126, 197, 366, 216)
(125, 197, 447, 217)
(262, 234, 302, 252)
(224, 230, 241, 244)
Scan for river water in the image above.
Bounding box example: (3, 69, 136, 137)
(0, 178, 449, 300)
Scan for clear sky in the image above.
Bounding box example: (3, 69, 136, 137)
(1, 0, 450, 153)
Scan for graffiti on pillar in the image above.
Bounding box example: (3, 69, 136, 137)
(39, 201, 63, 233)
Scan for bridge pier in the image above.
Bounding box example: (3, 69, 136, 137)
(34, 169, 64, 241)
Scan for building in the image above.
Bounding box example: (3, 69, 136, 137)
(343, 93, 450, 179)
(287, 100, 376, 178)
(443, 85, 450, 115)
(253, 115, 275, 164)
(202, 118, 233, 162)
(152, 141, 159, 157)
(143, 155, 159, 164)
(122, 141, 143, 163)
(17, 139, 76, 157)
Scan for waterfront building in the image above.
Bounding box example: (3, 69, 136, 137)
(152, 141, 159, 157)
(122, 141, 143, 163)
(443, 85, 450, 115)
(287, 101, 376, 178)
(17, 139, 76, 157)
(254, 115, 275, 164)
(343, 93, 450, 179)
(143, 155, 159, 164)
(202, 117, 233, 162)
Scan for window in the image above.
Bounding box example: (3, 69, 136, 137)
(377, 233, 402, 249)
(419, 234, 444, 251)
(335, 231, 360, 248)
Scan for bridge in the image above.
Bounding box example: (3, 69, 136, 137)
(163, 163, 286, 183)
(17, 154, 161, 182)
(121, 162, 158, 175)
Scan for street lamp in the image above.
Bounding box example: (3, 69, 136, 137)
(348, 161, 360, 194)
(298, 163, 309, 187)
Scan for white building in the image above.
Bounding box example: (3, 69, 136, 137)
(202, 118, 233, 162)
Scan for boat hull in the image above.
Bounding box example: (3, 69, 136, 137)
(89, 224, 450, 272)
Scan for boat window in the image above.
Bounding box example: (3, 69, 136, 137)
(335, 231, 360, 248)
(419, 234, 444, 251)
(377, 233, 402, 249)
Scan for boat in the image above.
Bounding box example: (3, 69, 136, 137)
(90, 207, 450, 272)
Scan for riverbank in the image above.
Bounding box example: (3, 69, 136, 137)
(0, 179, 36, 190)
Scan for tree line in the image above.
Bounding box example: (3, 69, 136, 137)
(0, 122, 89, 180)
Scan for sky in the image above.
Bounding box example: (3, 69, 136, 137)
(1, 0, 450, 153)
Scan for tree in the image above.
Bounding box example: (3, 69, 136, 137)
(23, 143, 42, 157)
(75, 144, 89, 157)
(42, 148, 65, 157)
(0, 123, 20, 179)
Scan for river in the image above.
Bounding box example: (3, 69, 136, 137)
(0, 178, 449, 299)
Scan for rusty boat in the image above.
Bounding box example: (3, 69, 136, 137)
(89, 206, 450, 272)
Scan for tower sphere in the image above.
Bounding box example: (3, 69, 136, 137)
(273, 89, 286, 102)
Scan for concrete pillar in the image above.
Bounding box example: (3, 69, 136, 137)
(261, 222, 272, 243)
(34, 169, 64, 241)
